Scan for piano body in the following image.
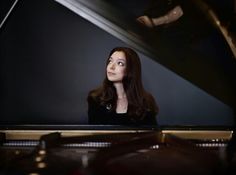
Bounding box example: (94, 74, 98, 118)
(0, 0, 236, 174)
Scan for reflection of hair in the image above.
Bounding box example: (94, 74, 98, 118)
(89, 47, 158, 119)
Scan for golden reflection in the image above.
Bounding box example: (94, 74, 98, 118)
(37, 162, 47, 169)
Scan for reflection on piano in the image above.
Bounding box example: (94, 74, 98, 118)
(0, 130, 235, 175)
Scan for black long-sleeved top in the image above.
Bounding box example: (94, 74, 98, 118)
(87, 96, 158, 126)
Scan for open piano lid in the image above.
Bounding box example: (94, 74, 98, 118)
(55, 0, 236, 109)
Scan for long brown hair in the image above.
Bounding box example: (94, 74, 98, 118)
(89, 47, 158, 119)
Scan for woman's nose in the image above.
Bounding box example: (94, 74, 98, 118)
(109, 63, 115, 70)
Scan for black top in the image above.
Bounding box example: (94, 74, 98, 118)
(87, 96, 158, 126)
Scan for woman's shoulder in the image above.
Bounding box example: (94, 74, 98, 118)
(144, 92, 159, 114)
(144, 92, 156, 104)
(87, 87, 102, 104)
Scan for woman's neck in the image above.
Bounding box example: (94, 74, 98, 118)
(113, 82, 126, 99)
(113, 82, 128, 114)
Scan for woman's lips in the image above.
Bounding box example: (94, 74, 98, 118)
(107, 72, 116, 76)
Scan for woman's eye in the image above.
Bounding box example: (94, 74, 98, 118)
(118, 62, 125, 66)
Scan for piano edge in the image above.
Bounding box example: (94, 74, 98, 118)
(0, 129, 233, 140)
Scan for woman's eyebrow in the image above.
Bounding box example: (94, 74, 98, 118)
(117, 58, 126, 61)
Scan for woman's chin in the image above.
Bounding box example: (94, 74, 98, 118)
(108, 78, 123, 83)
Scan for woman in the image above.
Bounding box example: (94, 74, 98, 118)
(87, 47, 159, 125)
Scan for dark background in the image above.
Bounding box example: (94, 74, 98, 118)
(0, 0, 235, 126)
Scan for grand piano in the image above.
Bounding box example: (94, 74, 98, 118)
(0, 0, 236, 174)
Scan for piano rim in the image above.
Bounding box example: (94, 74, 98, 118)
(0, 129, 233, 140)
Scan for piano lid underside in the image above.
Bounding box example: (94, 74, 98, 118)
(55, 0, 236, 109)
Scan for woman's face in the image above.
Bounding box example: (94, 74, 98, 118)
(106, 51, 127, 83)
